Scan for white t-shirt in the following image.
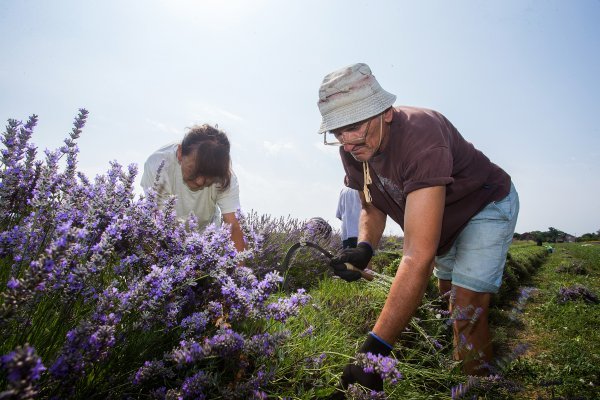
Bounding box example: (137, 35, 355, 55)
(336, 186, 361, 240)
(141, 143, 241, 230)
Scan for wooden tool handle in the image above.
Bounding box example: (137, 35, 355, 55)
(344, 263, 374, 281)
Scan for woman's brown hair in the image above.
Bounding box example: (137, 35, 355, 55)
(181, 124, 231, 190)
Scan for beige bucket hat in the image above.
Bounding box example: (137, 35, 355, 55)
(317, 63, 396, 134)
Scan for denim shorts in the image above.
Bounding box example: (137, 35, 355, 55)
(433, 182, 519, 293)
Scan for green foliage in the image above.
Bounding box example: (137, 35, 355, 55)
(369, 235, 404, 274)
(370, 250, 402, 274)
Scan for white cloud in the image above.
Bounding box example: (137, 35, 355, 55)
(145, 119, 181, 135)
(263, 140, 294, 155)
(188, 103, 244, 124)
(212, 108, 244, 123)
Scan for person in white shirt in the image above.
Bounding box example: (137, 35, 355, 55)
(336, 178, 361, 249)
(141, 124, 245, 251)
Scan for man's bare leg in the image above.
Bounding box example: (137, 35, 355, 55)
(439, 279, 492, 375)
(452, 285, 492, 375)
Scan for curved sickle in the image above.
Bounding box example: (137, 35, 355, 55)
(278, 241, 374, 290)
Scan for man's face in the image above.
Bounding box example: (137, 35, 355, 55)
(334, 115, 381, 162)
(177, 147, 215, 191)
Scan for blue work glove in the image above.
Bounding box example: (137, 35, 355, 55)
(330, 242, 373, 282)
(341, 332, 393, 392)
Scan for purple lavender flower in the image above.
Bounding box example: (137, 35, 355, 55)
(346, 383, 387, 399)
(451, 377, 476, 399)
(0, 344, 46, 399)
(170, 340, 206, 366)
(149, 386, 168, 399)
(305, 352, 327, 369)
(1, 345, 45, 382)
(6, 278, 19, 289)
(180, 371, 209, 399)
(133, 360, 175, 385)
(250, 389, 268, 399)
(355, 352, 403, 384)
(245, 331, 289, 358)
(265, 289, 311, 322)
(508, 287, 538, 321)
(300, 325, 314, 338)
(49, 320, 117, 388)
(180, 311, 210, 339)
(426, 334, 444, 350)
(558, 284, 599, 304)
(204, 328, 245, 357)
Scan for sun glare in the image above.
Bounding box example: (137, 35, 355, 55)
(160, 0, 266, 27)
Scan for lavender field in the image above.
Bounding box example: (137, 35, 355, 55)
(1, 112, 597, 399)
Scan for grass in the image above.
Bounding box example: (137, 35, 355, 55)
(271, 279, 388, 398)
(274, 241, 600, 399)
(273, 276, 463, 399)
(502, 243, 600, 399)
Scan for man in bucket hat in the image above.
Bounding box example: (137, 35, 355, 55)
(318, 63, 519, 394)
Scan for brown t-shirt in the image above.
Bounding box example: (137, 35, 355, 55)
(341, 106, 511, 255)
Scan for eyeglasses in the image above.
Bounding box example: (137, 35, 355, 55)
(323, 117, 372, 146)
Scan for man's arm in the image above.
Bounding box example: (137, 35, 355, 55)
(357, 191, 387, 248)
(222, 212, 246, 253)
(372, 185, 445, 344)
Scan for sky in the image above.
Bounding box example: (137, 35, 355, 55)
(1, 0, 599, 237)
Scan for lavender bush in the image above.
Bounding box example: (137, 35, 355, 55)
(239, 210, 342, 291)
(0, 112, 309, 398)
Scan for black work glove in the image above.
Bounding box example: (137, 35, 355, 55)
(341, 332, 393, 392)
(330, 242, 373, 282)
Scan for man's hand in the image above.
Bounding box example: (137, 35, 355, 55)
(330, 242, 373, 281)
(341, 363, 383, 392)
(331, 264, 362, 282)
(340, 332, 392, 392)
